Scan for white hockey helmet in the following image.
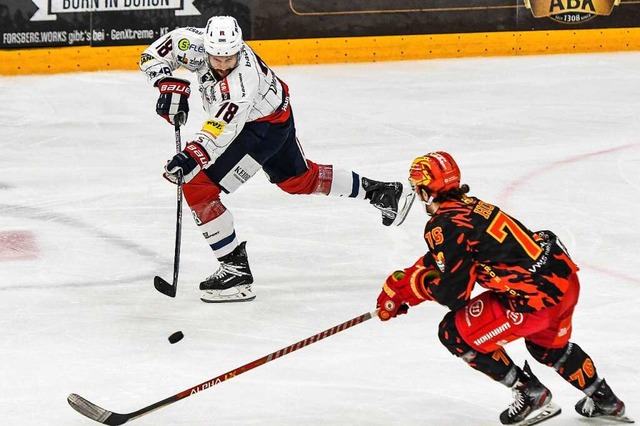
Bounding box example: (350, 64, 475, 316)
(204, 16, 244, 56)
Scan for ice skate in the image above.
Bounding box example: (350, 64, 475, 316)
(199, 241, 256, 303)
(575, 379, 634, 423)
(362, 177, 414, 226)
(500, 361, 561, 426)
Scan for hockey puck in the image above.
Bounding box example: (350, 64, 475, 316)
(168, 331, 184, 344)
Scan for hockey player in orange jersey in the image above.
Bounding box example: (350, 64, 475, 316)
(376, 151, 632, 425)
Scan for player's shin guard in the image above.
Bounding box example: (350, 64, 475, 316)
(526, 341, 600, 394)
(328, 167, 365, 198)
(183, 175, 239, 257)
(277, 162, 411, 226)
(195, 208, 239, 258)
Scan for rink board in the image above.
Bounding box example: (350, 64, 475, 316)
(1, 27, 639, 76)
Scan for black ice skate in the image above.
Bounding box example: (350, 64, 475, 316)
(199, 241, 255, 303)
(575, 379, 634, 423)
(500, 361, 561, 426)
(362, 177, 414, 226)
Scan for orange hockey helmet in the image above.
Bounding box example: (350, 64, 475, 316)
(409, 151, 461, 202)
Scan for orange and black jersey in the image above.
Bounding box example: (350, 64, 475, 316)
(421, 196, 579, 313)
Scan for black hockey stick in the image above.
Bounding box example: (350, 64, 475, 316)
(68, 309, 378, 425)
(154, 116, 185, 298)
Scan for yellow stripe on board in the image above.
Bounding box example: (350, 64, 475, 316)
(1, 28, 639, 76)
(0, 45, 145, 75)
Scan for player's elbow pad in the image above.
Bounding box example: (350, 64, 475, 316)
(407, 265, 440, 304)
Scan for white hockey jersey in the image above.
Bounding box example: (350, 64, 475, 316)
(140, 27, 289, 163)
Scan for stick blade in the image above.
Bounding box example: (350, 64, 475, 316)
(67, 393, 130, 425)
(154, 276, 176, 297)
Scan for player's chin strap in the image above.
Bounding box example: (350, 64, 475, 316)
(424, 195, 436, 216)
(411, 184, 436, 217)
(424, 195, 435, 206)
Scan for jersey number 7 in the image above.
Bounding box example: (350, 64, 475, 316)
(486, 211, 542, 260)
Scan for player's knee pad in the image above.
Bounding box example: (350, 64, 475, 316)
(183, 173, 225, 224)
(438, 311, 475, 357)
(276, 161, 332, 195)
(526, 340, 567, 366)
(190, 199, 226, 225)
(439, 312, 516, 383)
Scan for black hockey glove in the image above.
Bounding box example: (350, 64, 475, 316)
(163, 142, 210, 184)
(156, 77, 190, 126)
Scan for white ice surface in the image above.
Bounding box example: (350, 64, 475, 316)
(1, 52, 639, 425)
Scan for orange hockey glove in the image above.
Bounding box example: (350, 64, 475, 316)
(377, 261, 440, 321)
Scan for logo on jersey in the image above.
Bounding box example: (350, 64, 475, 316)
(189, 58, 205, 67)
(185, 27, 204, 36)
(177, 54, 188, 64)
(219, 79, 231, 101)
(523, 0, 621, 24)
(479, 262, 502, 283)
(435, 252, 446, 273)
(202, 120, 225, 138)
(238, 73, 247, 97)
(201, 72, 216, 84)
(140, 53, 154, 65)
(178, 38, 191, 51)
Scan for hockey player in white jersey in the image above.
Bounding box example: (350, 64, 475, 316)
(140, 16, 413, 303)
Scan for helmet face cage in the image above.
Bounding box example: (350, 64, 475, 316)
(204, 16, 244, 57)
(409, 151, 461, 203)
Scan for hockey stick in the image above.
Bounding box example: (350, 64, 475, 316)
(154, 115, 185, 298)
(68, 309, 378, 425)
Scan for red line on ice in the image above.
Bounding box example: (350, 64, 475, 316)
(0, 231, 39, 261)
(497, 143, 639, 284)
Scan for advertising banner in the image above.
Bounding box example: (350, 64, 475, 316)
(253, 0, 640, 38)
(1, 0, 639, 50)
(0, 0, 249, 49)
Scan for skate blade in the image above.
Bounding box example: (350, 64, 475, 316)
(512, 402, 561, 426)
(200, 285, 256, 303)
(392, 187, 416, 226)
(595, 413, 635, 423)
